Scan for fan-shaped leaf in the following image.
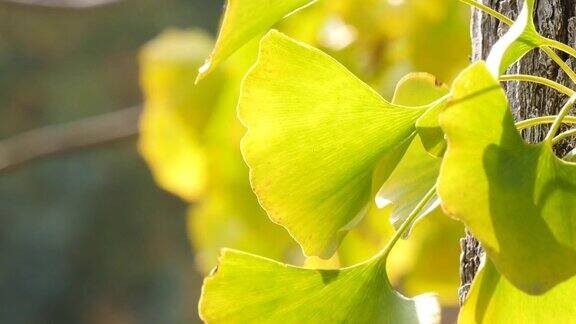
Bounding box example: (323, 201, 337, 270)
(376, 73, 447, 229)
(196, 0, 315, 81)
(239, 30, 431, 258)
(486, 0, 538, 76)
(139, 30, 223, 201)
(438, 61, 576, 293)
(376, 137, 441, 230)
(460, 259, 576, 323)
(395, 72, 449, 157)
(199, 249, 440, 323)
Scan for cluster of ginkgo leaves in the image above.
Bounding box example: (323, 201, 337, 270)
(139, 0, 467, 307)
(144, 0, 576, 323)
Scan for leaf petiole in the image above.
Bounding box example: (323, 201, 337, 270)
(374, 187, 437, 264)
(516, 115, 576, 130)
(545, 94, 576, 143)
(458, 0, 512, 25)
(500, 74, 575, 97)
(540, 47, 576, 84)
(545, 38, 576, 60)
(552, 129, 576, 145)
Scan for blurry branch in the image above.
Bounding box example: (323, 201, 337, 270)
(0, 0, 124, 9)
(0, 106, 141, 173)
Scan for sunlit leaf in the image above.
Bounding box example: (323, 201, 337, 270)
(376, 137, 441, 230)
(486, 0, 539, 75)
(438, 61, 576, 293)
(189, 191, 300, 273)
(460, 259, 576, 323)
(196, 0, 315, 81)
(392, 72, 449, 107)
(375, 73, 446, 229)
(338, 204, 463, 306)
(185, 39, 299, 272)
(199, 249, 440, 323)
(416, 103, 448, 157)
(239, 30, 429, 258)
(139, 30, 223, 201)
(304, 254, 341, 270)
(392, 209, 463, 306)
(393, 72, 448, 157)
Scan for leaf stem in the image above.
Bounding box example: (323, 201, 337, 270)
(500, 74, 575, 96)
(545, 38, 576, 60)
(376, 187, 436, 263)
(516, 115, 576, 130)
(541, 46, 576, 84)
(552, 129, 576, 145)
(545, 94, 576, 143)
(458, 0, 513, 25)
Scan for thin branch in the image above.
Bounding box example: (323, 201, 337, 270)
(0, 106, 140, 173)
(0, 0, 124, 9)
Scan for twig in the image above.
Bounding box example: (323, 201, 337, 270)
(0, 0, 124, 9)
(0, 106, 141, 173)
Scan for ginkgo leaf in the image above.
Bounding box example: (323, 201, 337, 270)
(416, 103, 448, 157)
(337, 204, 463, 306)
(196, 0, 315, 81)
(485, 0, 538, 76)
(199, 249, 440, 324)
(375, 73, 447, 230)
(239, 30, 429, 258)
(394, 72, 449, 157)
(139, 30, 223, 201)
(438, 61, 576, 294)
(376, 137, 441, 230)
(392, 73, 449, 107)
(460, 259, 576, 323)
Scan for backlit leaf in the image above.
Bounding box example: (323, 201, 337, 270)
(438, 61, 576, 294)
(337, 205, 463, 306)
(139, 30, 223, 201)
(196, 0, 315, 81)
(376, 73, 447, 229)
(460, 259, 576, 323)
(239, 30, 429, 258)
(199, 249, 440, 323)
(376, 137, 441, 230)
(486, 0, 539, 75)
(393, 73, 448, 158)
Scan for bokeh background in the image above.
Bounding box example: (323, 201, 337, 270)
(0, 1, 470, 323)
(0, 1, 222, 323)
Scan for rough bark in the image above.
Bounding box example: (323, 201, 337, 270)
(460, 0, 576, 305)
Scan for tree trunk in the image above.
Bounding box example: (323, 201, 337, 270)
(460, 0, 576, 305)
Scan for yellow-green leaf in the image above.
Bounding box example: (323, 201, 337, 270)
(239, 30, 428, 258)
(460, 259, 576, 323)
(196, 0, 315, 81)
(394, 72, 449, 157)
(199, 249, 440, 323)
(375, 73, 447, 229)
(139, 30, 223, 201)
(392, 73, 449, 107)
(376, 137, 441, 230)
(438, 61, 576, 294)
(486, 0, 539, 75)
